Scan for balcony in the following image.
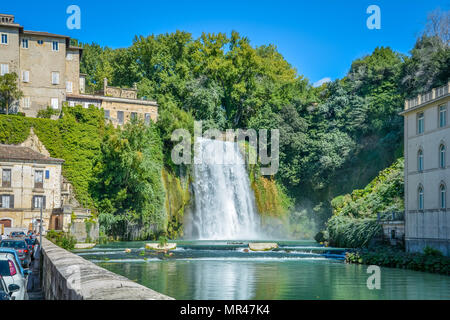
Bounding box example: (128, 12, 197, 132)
(404, 81, 450, 111)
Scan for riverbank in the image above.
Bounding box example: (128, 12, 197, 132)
(346, 246, 450, 275)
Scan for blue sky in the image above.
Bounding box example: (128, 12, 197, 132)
(4, 0, 449, 85)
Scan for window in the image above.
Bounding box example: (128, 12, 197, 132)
(51, 98, 59, 110)
(21, 38, 28, 49)
(37, 39, 43, 45)
(0, 64, 9, 76)
(418, 149, 424, 172)
(32, 196, 45, 210)
(1, 34, 7, 44)
(440, 144, 446, 169)
(439, 105, 447, 128)
(2, 169, 11, 188)
(45, 170, 50, 180)
(104, 110, 110, 119)
(66, 81, 73, 93)
(440, 184, 446, 209)
(52, 41, 59, 51)
(145, 113, 151, 125)
(22, 70, 29, 83)
(417, 112, 424, 134)
(34, 170, 43, 189)
(418, 186, 424, 210)
(23, 97, 31, 109)
(131, 112, 138, 120)
(0, 195, 13, 209)
(51, 72, 60, 85)
(66, 53, 73, 61)
(117, 111, 124, 125)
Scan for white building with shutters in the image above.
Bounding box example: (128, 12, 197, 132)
(400, 80, 450, 256)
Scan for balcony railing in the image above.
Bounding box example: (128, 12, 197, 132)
(377, 211, 404, 222)
(404, 80, 450, 111)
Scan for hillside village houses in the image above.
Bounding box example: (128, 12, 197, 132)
(401, 81, 450, 256)
(0, 13, 158, 124)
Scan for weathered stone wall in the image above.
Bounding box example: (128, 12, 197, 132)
(69, 220, 99, 243)
(40, 237, 174, 300)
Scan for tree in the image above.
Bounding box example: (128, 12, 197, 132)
(92, 118, 166, 240)
(0, 73, 23, 115)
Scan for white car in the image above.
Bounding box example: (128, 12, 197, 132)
(0, 253, 28, 300)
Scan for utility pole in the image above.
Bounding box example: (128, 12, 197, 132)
(39, 206, 43, 247)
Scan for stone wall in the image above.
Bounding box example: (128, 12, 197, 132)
(40, 237, 174, 300)
(69, 220, 99, 243)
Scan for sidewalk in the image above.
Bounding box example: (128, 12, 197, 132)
(26, 245, 43, 300)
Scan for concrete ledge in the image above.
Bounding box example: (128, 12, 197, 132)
(74, 243, 96, 249)
(249, 243, 278, 251)
(145, 243, 177, 251)
(41, 238, 174, 300)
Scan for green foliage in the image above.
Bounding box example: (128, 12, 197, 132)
(0, 72, 23, 115)
(327, 216, 382, 248)
(92, 118, 166, 240)
(324, 158, 404, 248)
(158, 235, 168, 247)
(36, 106, 60, 119)
(346, 247, 450, 275)
(0, 106, 107, 207)
(331, 158, 404, 218)
(46, 230, 77, 250)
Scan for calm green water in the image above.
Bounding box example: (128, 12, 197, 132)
(75, 240, 450, 300)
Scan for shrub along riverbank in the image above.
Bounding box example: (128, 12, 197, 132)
(346, 246, 450, 275)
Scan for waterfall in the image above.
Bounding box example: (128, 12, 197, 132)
(186, 137, 262, 240)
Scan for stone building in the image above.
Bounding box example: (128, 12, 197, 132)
(400, 81, 450, 255)
(66, 78, 158, 126)
(0, 13, 158, 124)
(0, 143, 64, 231)
(0, 129, 97, 241)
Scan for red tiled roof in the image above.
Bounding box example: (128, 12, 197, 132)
(0, 144, 64, 164)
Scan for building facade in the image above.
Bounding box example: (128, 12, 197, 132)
(0, 14, 82, 116)
(401, 81, 450, 255)
(0, 144, 64, 231)
(0, 13, 158, 124)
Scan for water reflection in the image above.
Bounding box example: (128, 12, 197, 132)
(97, 259, 450, 300)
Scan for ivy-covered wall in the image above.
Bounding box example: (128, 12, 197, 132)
(0, 106, 109, 209)
(161, 168, 191, 239)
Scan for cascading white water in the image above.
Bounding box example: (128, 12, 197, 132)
(186, 137, 262, 240)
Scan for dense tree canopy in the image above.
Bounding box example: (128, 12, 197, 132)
(76, 10, 449, 231)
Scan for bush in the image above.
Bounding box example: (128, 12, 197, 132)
(46, 230, 77, 250)
(314, 230, 329, 243)
(346, 247, 450, 275)
(36, 106, 59, 119)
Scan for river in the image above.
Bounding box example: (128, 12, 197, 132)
(75, 240, 450, 300)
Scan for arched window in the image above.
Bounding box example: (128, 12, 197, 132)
(418, 185, 424, 210)
(439, 144, 446, 169)
(418, 149, 424, 171)
(440, 184, 446, 209)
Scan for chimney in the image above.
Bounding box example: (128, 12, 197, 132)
(103, 77, 108, 93)
(0, 14, 15, 25)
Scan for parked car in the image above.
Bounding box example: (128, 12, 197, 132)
(0, 239, 31, 268)
(0, 275, 19, 300)
(0, 249, 27, 278)
(0, 253, 27, 300)
(24, 238, 35, 260)
(10, 231, 26, 238)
